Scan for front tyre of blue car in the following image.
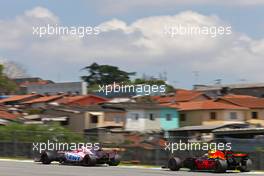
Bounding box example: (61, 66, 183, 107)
(41, 151, 53, 165)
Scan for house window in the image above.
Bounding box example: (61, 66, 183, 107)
(230, 112, 237, 120)
(114, 116, 121, 123)
(180, 114, 186, 121)
(210, 112, 217, 120)
(166, 114, 172, 121)
(149, 113, 155, 121)
(90, 115, 98, 123)
(131, 113, 139, 120)
(61, 118, 69, 126)
(252, 112, 258, 119)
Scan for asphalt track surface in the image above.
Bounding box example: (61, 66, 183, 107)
(0, 161, 262, 176)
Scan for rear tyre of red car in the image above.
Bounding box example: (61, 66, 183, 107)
(215, 159, 227, 173)
(83, 155, 97, 166)
(168, 157, 181, 171)
(108, 155, 121, 166)
(239, 159, 252, 172)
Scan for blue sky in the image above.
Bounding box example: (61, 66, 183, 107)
(0, 1, 264, 88)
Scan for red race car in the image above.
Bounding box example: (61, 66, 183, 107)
(168, 150, 252, 173)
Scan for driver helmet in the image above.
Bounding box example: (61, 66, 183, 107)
(208, 149, 225, 159)
(208, 149, 217, 158)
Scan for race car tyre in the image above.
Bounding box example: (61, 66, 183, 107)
(108, 155, 121, 166)
(58, 156, 66, 164)
(168, 157, 182, 171)
(83, 155, 97, 166)
(239, 159, 253, 172)
(41, 151, 55, 164)
(215, 159, 228, 173)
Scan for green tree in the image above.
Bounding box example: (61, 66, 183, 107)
(0, 64, 17, 94)
(81, 62, 135, 85)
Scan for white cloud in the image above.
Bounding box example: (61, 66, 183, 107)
(0, 7, 264, 86)
(24, 6, 58, 20)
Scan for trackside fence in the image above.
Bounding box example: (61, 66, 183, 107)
(0, 131, 263, 170)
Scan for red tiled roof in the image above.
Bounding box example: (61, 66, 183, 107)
(159, 103, 179, 108)
(0, 105, 6, 111)
(171, 100, 248, 111)
(55, 96, 85, 104)
(56, 94, 108, 106)
(175, 89, 206, 102)
(19, 80, 50, 87)
(153, 89, 210, 103)
(161, 103, 180, 109)
(218, 94, 264, 108)
(125, 134, 142, 144)
(0, 110, 17, 119)
(23, 95, 64, 104)
(124, 134, 166, 149)
(0, 94, 40, 104)
(152, 96, 176, 104)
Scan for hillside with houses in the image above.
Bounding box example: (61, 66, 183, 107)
(1, 77, 264, 142)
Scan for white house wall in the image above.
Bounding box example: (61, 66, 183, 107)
(125, 110, 146, 131)
(144, 110, 161, 131)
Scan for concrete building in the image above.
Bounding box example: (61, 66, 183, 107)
(104, 103, 162, 132)
(194, 83, 264, 98)
(42, 105, 126, 133)
(25, 82, 87, 95)
(159, 107, 179, 131)
(99, 102, 163, 132)
(216, 94, 264, 126)
(168, 100, 248, 127)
